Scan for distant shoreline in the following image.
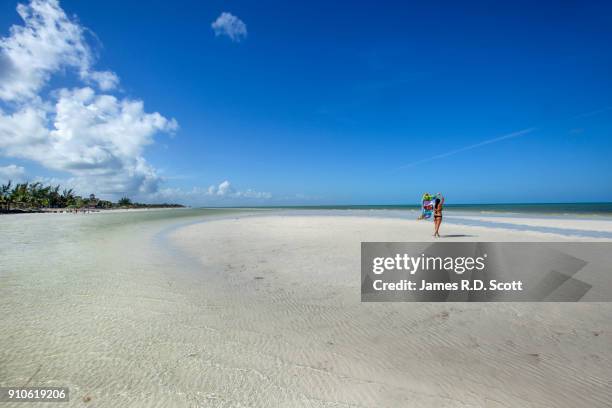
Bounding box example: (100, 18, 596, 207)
(0, 206, 187, 215)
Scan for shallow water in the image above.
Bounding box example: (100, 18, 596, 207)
(0, 209, 253, 407)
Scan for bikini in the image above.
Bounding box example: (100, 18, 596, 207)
(434, 206, 442, 219)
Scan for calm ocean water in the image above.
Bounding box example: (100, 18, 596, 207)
(244, 203, 612, 216)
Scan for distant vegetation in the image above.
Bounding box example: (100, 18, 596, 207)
(0, 180, 184, 213)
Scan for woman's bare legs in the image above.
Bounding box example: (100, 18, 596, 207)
(434, 218, 441, 237)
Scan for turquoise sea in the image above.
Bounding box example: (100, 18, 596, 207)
(231, 202, 612, 217)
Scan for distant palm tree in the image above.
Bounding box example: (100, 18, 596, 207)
(61, 188, 76, 207)
(27, 182, 50, 208)
(48, 185, 61, 208)
(1, 180, 12, 210)
(118, 197, 132, 206)
(11, 182, 29, 209)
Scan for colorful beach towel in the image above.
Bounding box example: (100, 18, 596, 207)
(420, 193, 443, 220)
(421, 193, 434, 219)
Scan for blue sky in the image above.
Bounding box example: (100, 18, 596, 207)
(0, 0, 611, 205)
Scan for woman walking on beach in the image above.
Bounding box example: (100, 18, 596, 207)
(433, 195, 444, 238)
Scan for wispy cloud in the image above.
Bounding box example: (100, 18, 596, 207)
(211, 12, 247, 42)
(394, 104, 612, 172)
(571, 106, 612, 120)
(394, 128, 535, 170)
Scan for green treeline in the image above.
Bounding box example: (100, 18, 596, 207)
(0, 181, 183, 212)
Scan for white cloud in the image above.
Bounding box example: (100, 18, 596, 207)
(152, 180, 272, 204)
(0, 164, 25, 181)
(0, 0, 177, 197)
(0, 87, 177, 194)
(0, 0, 118, 101)
(208, 179, 233, 196)
(211, 12, 247, 42)
(206, 180, 271, 199)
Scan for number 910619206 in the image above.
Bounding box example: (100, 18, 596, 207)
(0, 387, 69, 402)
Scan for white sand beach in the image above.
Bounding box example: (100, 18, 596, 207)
(169, 215, 612, 407)
(1, 211, 611, 407)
